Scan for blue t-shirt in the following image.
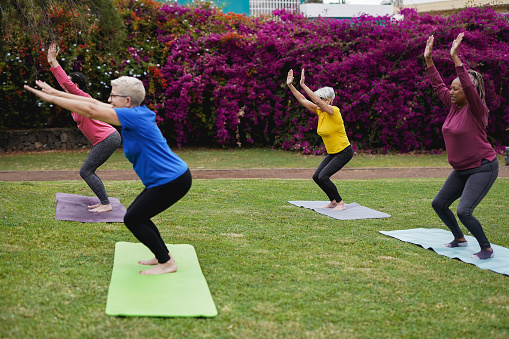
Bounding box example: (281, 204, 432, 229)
(115, 106, 188, 188)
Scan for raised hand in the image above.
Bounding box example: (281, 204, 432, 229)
(450, 32, 464, 58)
(47, 42, 60, 65)
(424, 35, 434, 59)
(299, 69, 305, 87)
(286, 69, 294, 86)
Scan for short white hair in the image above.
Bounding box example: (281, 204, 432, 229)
(110, 76, 146, 106)
(314, 87, 335, 102)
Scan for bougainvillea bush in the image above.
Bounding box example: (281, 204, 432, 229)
(1, 0, 508, 153)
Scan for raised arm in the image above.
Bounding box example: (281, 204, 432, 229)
(424, 35, 451, 108)
(286, 69, 317, 114)
(450, 33, 464, 67)
(25, 84, 121, 126)
(424, 35, 435, 68)
(46, 43, 88, 97)
(299, 69, 334, 115)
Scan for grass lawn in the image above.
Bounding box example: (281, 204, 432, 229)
(0, 147, 465, 171)
(1, 178, 508, 338)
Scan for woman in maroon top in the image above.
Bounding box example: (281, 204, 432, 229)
(424, 33, 499, 260)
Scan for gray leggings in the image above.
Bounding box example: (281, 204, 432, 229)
(432, 158, 498, 249)
(80, 130, 121, 205)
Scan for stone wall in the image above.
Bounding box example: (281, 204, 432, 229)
(0, 128, 95, 152)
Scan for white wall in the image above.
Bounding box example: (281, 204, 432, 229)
(300, 3, 394, 17)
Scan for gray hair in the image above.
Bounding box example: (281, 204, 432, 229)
(314, 87, 335, 102)
(110, 76, 146, 106)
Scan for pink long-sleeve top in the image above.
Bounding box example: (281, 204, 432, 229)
(427, 64, 496, 170)
(50, 65, 117, 146)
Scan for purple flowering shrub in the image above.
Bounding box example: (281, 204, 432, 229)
(2, 0, 508, 153)
(123, 2, 509, 152)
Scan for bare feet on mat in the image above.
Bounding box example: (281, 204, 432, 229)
(332, 201, 347, 211)
(88, 203, 112, 213)
(139, 253, 171, 265)
(140, 258, 177, 275)
(322, 200, 338, 208)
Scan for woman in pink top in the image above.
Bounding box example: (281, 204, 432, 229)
(47, 43, 121, 212)
(424, 33, 499, 260)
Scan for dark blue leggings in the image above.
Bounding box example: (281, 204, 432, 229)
(124, 169, 192, 263)
(432, 158, 498, 249)
(313, 145, 353, 202)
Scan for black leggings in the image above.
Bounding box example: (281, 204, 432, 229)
(432, 158, 498, 249)
(313, 145, 353, 203)
(124, 169, 192, 263)
(80, 130, 121, 205)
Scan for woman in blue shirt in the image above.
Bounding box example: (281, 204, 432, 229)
(26, 77, 191, 275)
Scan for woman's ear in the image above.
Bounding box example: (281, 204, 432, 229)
(126, 96, 132, 108)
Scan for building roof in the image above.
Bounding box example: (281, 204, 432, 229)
(400, 0, 509, 14)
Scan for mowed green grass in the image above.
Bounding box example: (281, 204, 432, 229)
(1, 178, 508, 338)
(0, 147, 460, 170)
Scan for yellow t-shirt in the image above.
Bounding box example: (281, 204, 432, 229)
(316, 106, 350, 154)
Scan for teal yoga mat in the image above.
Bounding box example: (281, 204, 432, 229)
(380, 228, 509, 276)
(105, 242, 218, 317)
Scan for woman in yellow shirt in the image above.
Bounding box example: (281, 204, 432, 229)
(287, 69, 353, 210)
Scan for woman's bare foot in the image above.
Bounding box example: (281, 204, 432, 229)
(88, 203, 112, 213)
(140, 258, 177, 275)
(139, 252, 171, 265)
(332, 201, 346, 211)
(138, 257, 158, 265)
(322, 200, 338, 208)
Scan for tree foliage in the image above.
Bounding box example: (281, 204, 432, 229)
(0, 0, 125, 58)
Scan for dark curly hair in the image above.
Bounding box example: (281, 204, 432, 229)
(69, 72, 89, 92)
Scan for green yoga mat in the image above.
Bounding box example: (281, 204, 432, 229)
(105, 242, 217, 317)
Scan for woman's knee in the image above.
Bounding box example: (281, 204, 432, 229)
(456, 205, 472, 221)
(431, 197, 444, 212)
(312, 173, 321, 184)
(79, 166, 93, 179)
(123, 211, 141, 230)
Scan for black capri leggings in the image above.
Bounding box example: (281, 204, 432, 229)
(432, 158, 498, 249)
(124, 169, 192, 263)
(313, 145, 353, 203)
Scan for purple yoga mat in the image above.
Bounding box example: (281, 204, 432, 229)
(55, 193, 126, 223)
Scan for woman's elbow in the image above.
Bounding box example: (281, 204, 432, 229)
(86, 105, 103, 120)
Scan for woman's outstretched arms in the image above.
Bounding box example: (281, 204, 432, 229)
(286, 69, 317, 113)
(25, 84, 121, 126)
(35, 80, 108, 107)
(424, 35, 435, 68)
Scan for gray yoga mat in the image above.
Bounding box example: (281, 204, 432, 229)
(380, 228, 509, 276)
(55, 193, 126, 223)
(288, 201, 391, 220)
